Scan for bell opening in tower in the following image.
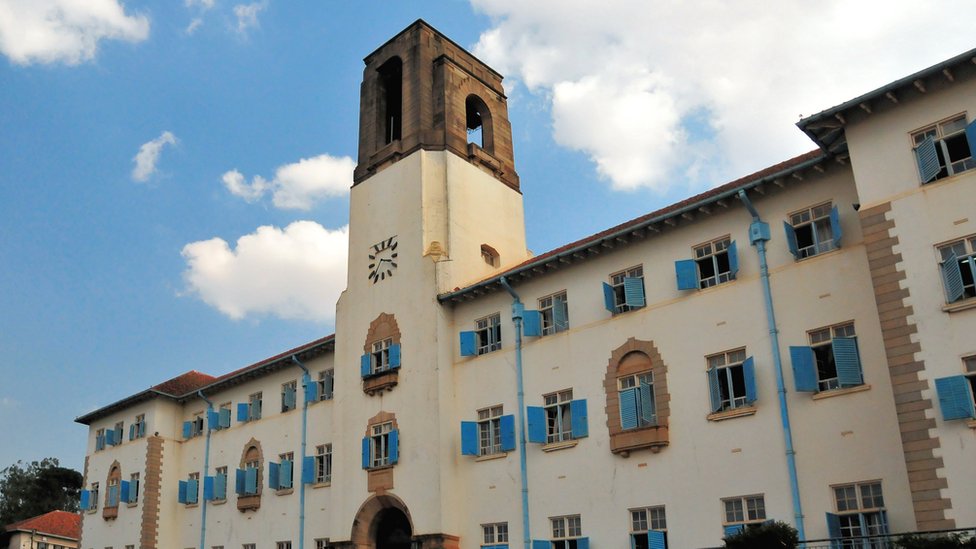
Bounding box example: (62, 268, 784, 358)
(378, 56, 403, 145)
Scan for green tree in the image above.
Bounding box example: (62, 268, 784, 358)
(724, 521, 800, 549)
(0, 458, 82, 526)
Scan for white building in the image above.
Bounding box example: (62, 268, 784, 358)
(76, 20, 976, 549)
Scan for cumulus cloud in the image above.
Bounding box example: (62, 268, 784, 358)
(0, 0, 149, 65)
(470, 0, 976, 192)
(184, 0, 214, 34)
(132, 131, 178, 182)
(181, 221, 347, 323)
(233, 1, 266, 34)
(222, 153, 354, 210)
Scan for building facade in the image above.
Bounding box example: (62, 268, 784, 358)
(75, 20, 976, 549)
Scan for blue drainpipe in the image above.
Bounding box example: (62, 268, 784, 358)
(499, 275, 532, 549)
(736, 189, 805, 539)
(291, 355, 310, 549)
(196, 390, 214, 549)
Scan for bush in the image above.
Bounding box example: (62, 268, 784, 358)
(895, 534, 976, 549)
(724, 521, 799, 549)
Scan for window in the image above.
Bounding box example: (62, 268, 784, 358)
(938, 237, 976, 303)
(213, 466, 228, 500)
(365, 421, 397, 469)
(631, 506, 667, 549)
(723, 495, 766, 536)
(706, 349, 756, 413)
(216, 403, 232, 430)
(466, 95, 493, 152)
(111, 421, 124, 446)
(550, 515, 584, 549)
(828, 482, 889, 548)
(236, 445, 262, 498)
(243, 545, 256, 549)
(676, 237, 738, 290)
(482, 522, 509, 547)
(248, 392, 263, 421)
(314, 540, 331, 549)
(178, 473, 199, 505)
(618, 373, 655, 429)
(481, 244, 500, 267)
(372, 338, 394, 373)
(545, 390, 573, 443)
(933, 356, 976, 421)
(95, 428, 106, 451)
(270, 452, 294, 491)
(476, 314, 502, 354)
(784, 202, 841, 260)
(377, 57, 402, 145)
(791, 323, 863, 393)
(361, 338, 401, 377)
(281, 381, 297, 412)
(129, 473, 140, 504)
(912, 114, 976, 183)
(605, 265, 645, 314)
(185, 413, 204, 438)
(315, 444, 332, 483)
(478, 406, 503, 456)
(318, 369, 335, 401)
(106, 472, 120, 508)
(130, 414, 146, 440)
(539, 292, 569, 335)
(90, 482, 99, 511)
(277, 542, 292, 549)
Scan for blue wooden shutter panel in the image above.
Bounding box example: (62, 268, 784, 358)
(675, 259, 698, 290)
(281, 459, 293, 488)
(942, 251, 965, 303)
(526, 406, 547, 443)
(460, 421, 478, 455)
(832, 337, 863, 387)
(187, 478, 198, 504)
(708, 367, 722, 413)
(237, 403, 249, 422)
(934, 376, 976, 420)
(966, 119, 976, 159)
(361, 437, 371, 469)
(389, 429, 399, 464)
(269, 462, 280, 490)
(915, 135, 941, 183)
(648, 531, 666, 549)
(783, 221, 800, 259)
(215, 473, 226, 499)
(139, 422, 146, 437)
(244, 467, 257, 494)
(129, 424, 136, 441)
(208, 410, 219, 431)
(743, 356, 757, 403)
(203, 476, 214, 501)
(235, 469, 245, 495)
(219, 408, 231, 428)
(724, 524, 744, 538)
(623, 277, 645, 307)
(522, 310, 542, 337)
(728, 240, 739, 278)
(620, 388, 639, 429)
(178, 480, 187, 504)
(602, 282, 616, 312)
(531, 541, 550, 549)
(570, 399, 588, 438)
(459, 331, 477, 357)
(576, 538, 589, 549)
(120, 480, 130, 503)
(500, 414, 516, 452)
(360, 353, 371, 377)
(639, 379, 655, 424)
(182, 421, 192, 439)
(790, 346, 818, 392)
(389, 343, 401, 369)
(304, 374, 318, 403)
(80, 490, 90, 510)
(302, 456, 315, 484)
(826, 512, 842, 540)
(829, 206, 842, 247)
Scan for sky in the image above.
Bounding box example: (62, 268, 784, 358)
(1, 0, 975, 473)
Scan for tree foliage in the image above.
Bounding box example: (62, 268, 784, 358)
(724, 521, 800, 549)
(895, 534, 976, 549)
(0, 458, 82, 526)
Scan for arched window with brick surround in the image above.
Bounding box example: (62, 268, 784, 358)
(236, 438, 263, 511)
(103, 462, 121, 519)
(465, 94, 494, 153)
(604, 338, 670, 457)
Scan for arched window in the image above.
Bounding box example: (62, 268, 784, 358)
(481, 244, 500, 267)
(466, 95, 494, 153)
(103, 462, 121, 519)
(237, 439, 263, 511)
(378, 57, 403, 145)
(604, 339, 670, 456)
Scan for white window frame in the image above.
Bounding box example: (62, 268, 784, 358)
(214, 466, 228, 501)
(190, 413, 204, 437)
(630, 506, 667, 549)
(133, 414, 145, 439)
(789, 202, 837, 258)
(475, 313, 502, 355)
(610, 265, 644, 314)
(129, 472, 140, 504)
(707, 349, 749, 411)
(809, 322, 857, 391)
(371, 422, 393, 468)
(315, 444, 332, 484)
(544, 389, 574, 443)
(371, 338, 394, 373)
(278, 452, 294, 489)
(694, 236, 733, 288)
(539, 291, 569, 335)
(248, 392, 262, 420)
(912, 114, 975, 182)
(281, 380, 298, 412)
(723, 494, 766, 528)
(276, 542, 292, 549)
(314, 540, 331, 549)
(95, 428, 105, 451)
(618, 373, 655, 428)
(550, 515, 583, 548)
(937, 236, 976, 302)
(477, 405, 503, 456)
(833, 481, 888, 545)
(318, 369, 335, 401)
(482, 522, 509, 546)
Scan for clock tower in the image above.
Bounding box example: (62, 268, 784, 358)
(330, 20, 530, 549)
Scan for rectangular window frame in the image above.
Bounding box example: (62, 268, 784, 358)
(371, 422, 393, 468)
(544, 389, 574, 444)
(318, 369, 335, 401)
(912, 113, 975, 183)
(937, 236, 976, 304)
(474, 314, 502, 355)
(707, 349, 750, 411)
(809, 322, 859, 391)
(281, 380, 298, 413)
(477, 405, 504, 456)
(694, 236, 734, 289)
(315, 443, 332, 484)
(722, 494, 766, 527)
(788, 202, 837, 259)
(610, 265, 645, 314)
(538, 291, 570, 335)
(482, 522, 509, 546)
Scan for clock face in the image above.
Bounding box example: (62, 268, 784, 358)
(368, 236, 398, 284)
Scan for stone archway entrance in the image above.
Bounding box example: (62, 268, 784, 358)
(375, 507, 412, 549)
(349, 493, 415, 549)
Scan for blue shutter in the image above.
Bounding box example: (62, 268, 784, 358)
(942, 252, 965, 303)
(389, 343, 401, 369)
(280, 459, 293, 489)
(832, 337, 863, 387)
(362, 437, 371, 469)
(553, 293, 568, 331)
(302, 456, 315, 484)
(648, 531, 666, 549)
(708, 367, 722, 413)
(531, 541, 550, 549)
(269, 462, 280, 490)
(783, 221, 800, 259)
(129, 424, 136, 441)
(219, 408, 231, 429)
(104, 429, 114, 446)
(208, 410, 219, 431)
(244, 467, 257, 494)
(122, 480, 132, 503)
(500, 414, 516, 452)
(115, 426, 123, 444)
(576, 538, 589, 549)
(623, 277, 645, 307)
(284, 386, 296, 410)
(743, 356, 757, 403)
(675, 259, 699, 290)
(619, 388, 639, 429)
(80, 490, 90, 510)
(235, 469, 245, 495)
(178, 480, 187, 504)
(639, 379, 655, 424)
(724, 524, 744, 538)
(389, 429, 399, 464)
(527, 406, 547, 443)
(934, 376, 976, 420)
(304, 373, 318, 403)
(967, 119, 976, 159)
(523, 310, 542, 337)
(138, 422, 146, 437)
(237, 403, 249, 422)
(790, 346, 818, 392)
(570, 399, 588, 438)
(187, 478, 198, 504)
(215, 473, 227, 500)
(879, 510, 889, 535)
(829, 206, 842, 247)
(602, 282, 616, 312)
(915, 135, 941, 183)
(460, 421, 478, 456)
(96, 435, 105, 451)
(826, 512, 842, 539)
(360, 353, 371, 377)
(728, 240, 739, 278)
(182, 421, 192, 439)
(459, 331, 477, 356)
(203, 476, 214, 501)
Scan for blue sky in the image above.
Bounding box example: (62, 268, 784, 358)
(2, 0, 975, 472)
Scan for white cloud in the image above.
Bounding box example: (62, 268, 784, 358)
(186, 18, 203, 34)
(233, 1, 266, 34)
(0, 0, 149, 65)
(185, 0, 216, 9)
(470, 0, 976, 192)
(132, 131, 178, 182)
(181, 221, 348, 323)
(222, 153, 354, 210)
(0, 397, 18, 409)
